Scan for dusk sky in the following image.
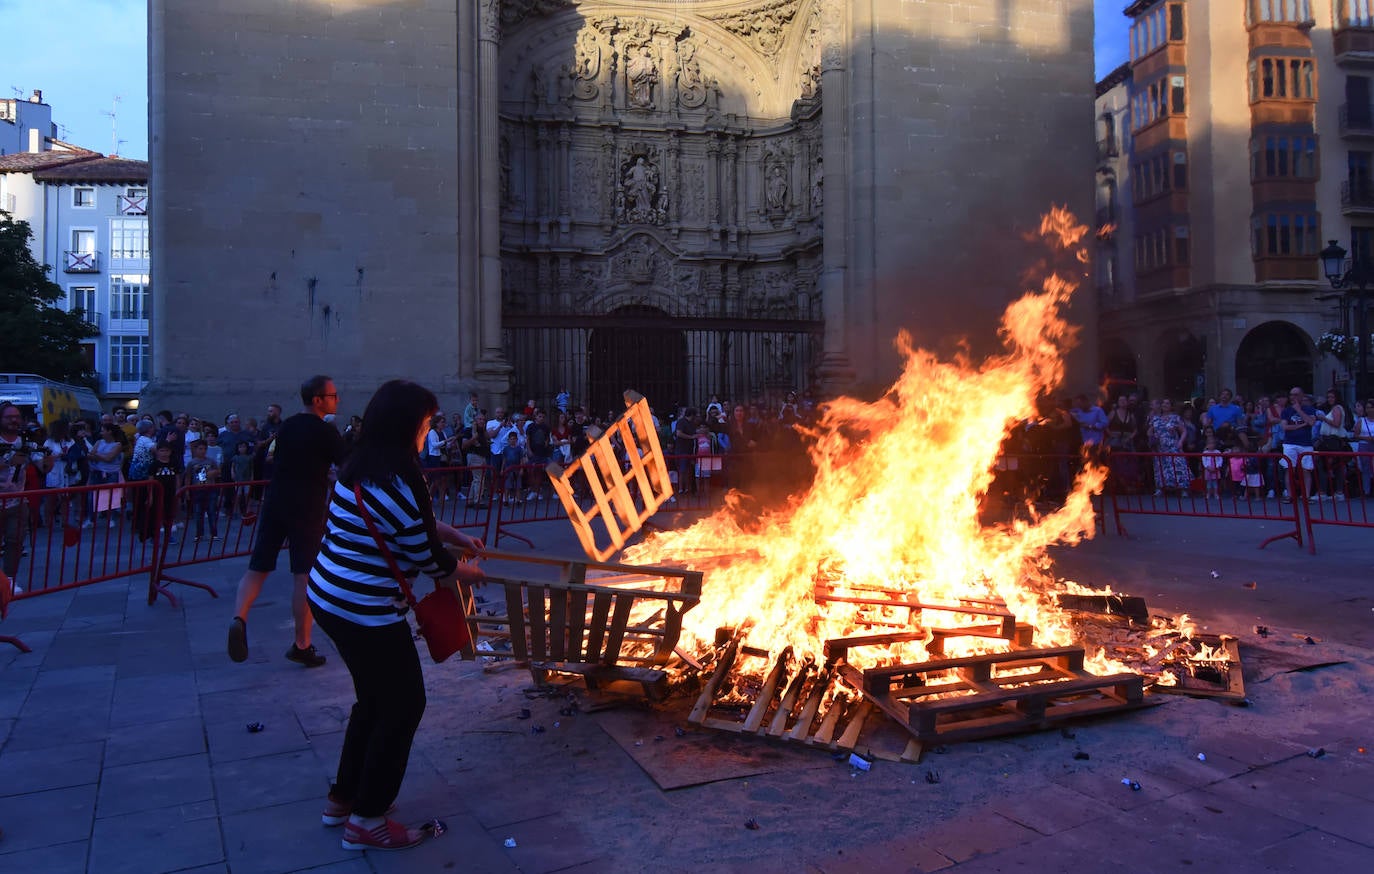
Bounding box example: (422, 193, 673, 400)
(3, 1, 1132, 163)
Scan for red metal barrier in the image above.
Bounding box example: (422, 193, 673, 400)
(421, 463, 497, 539)
(1, 480, 168, 651)
(1106, 451, 1303, 549)
(148, 479, 267, 605)
(1295, 451, 1374, 554)
(486, 462, 566, 549)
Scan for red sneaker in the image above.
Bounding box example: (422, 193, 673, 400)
(341, 818, 425, 851)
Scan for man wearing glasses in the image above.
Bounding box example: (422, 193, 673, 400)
(228, 375, 344, 667)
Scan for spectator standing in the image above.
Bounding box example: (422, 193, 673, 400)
(1201, 431, 1223, 499)
(1, 403, 28, 580)
(1314, 388, 1351, 500)
(1278, 387, 1318, 502)
(1206, 389, 1246, 448)
(184, 437, 221, 542)
(1070, 394, 1108, 452)
(461, 393, 480, 431)
(461, 411, 492, 505)
(227, 375, 344, 667)
(1148, 399, 1190, 495)
(128, 420, 158, 483)
(42, 419, 76, 524)
(228, 441, 255, 520)
(89, 424, 126, 527)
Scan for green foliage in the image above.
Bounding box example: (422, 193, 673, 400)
(0, 214, 99, 385)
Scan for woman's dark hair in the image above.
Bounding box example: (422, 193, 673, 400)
(339, 380, 438, 487)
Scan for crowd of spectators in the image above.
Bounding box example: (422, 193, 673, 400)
(1028, 386, 1374, 502)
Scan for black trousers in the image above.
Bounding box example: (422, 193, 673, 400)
(311, 607, 426, 818)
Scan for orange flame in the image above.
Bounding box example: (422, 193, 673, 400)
(626, 207, 1116, 669)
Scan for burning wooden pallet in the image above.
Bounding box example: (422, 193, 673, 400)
(685, 633, 923, 762)
(462, 550, 701, 699)
(1150, 634, 1245, 702)
(834, 646, 1155, 752)
(547, 391, 674, 561)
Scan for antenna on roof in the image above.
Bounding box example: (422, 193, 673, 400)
(8, 86, 23, 99)
(100, 95, 121, 156)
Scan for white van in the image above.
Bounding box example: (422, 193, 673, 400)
(0, 373, 103, 426)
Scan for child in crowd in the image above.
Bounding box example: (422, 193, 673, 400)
(184, 437, 220, 542)
(229, 439, 255, 520)
(142, 441, 180, 543)
(499, 431, 526, 503)
(1201, 431, 1223, 500)
(1227, 448, 1246, 499)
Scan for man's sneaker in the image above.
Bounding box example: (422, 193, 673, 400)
(228, 617, 249, 663)
(1335, 492, 1346, 501)
(1266, 490, 1276, 499)
(286, 644, 327, 668)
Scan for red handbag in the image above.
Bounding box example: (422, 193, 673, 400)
(352, 483, 472, 662)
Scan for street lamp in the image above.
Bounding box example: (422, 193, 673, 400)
(1319, 239, 1370, 402)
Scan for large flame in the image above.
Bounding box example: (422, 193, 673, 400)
(625, 208, 1118, 670)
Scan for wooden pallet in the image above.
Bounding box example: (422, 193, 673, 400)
(684, 635, 922, 762)
(836, 646, 1155, 750)
(1151, 635, 1245, 701)
(548, 391, 673, 561)
(820, 591, 1034, 661)
(461, 550, 701, 699)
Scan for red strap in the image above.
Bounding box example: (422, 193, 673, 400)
(351, 482, 418, 609)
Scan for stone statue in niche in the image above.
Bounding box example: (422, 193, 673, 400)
(766, 164, 789, 211)
(627, 44, 659, 109)
(624, 235, 660, 284)
(811, 157, 824, 212)
(618, 154, 667, 225)
(530, 66, 546, 105)
(800, 62, 820, 100)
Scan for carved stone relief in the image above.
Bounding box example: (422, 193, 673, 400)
(501, 0, 577, 32)
(479, 0, 501, 42)
(707, 0, 803, 66)
(616, 146, 668, 226)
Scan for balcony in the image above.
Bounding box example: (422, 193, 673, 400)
(1340, 102, 1374, 137)
(1342, 180, 1374, 214)
(74, 311, 102, 331)
(63, 250, 100, 273)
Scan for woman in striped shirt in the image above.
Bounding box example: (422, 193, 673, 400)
(308, 379, 485, 852)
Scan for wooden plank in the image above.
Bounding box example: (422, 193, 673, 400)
(809, 692, 849, 746)
(503, 582, 529, 662)
(548, 589, 567, 661)
(786, 668, 832, 741)
(834, 699, 874, 750)
(861, 646, 1087, 692)
(688, 638, 740, 724)
(743, 649, 791, 733)
(527, 585, 548, 660)
(601, 595, 636, 665)
(766, 660, 813, 736)
(566, 588, 588, 662)
(584, 591, 613, 660)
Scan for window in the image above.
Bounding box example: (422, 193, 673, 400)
(1251, 212, 1320, 257)
(70, 228, 95, 254)
(1251, 135, 1319, 179)
(1249, 0, 1313, 22)
(1133, 225, 1190, 274)
(1170, 76, 1186, 114)
(1340, 0, 1374, 27)
(1250, 58, 1316, 101)
(69, 286, 97, 325)
(1172, 150, 1188, 188)
(108, 336, 150, 385)
(109, 219, 148, 261)
(1352, 226, 1374, 265)
(1174, 226, 1190, 265)
(1131, 75, 1179, 131)
(1132, 148, 1187, 201)
(1129, 3, 1183, 60)
(72, 187, 95, 208)
(110, 275, 149, 321)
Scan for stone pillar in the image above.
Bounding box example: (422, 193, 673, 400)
(535, 122, 550, 245)
(816, 0, 854, 392)
(476, 0, 512, 395)
(557, 124, 571, 234)
(723, 137, 739, 247)
(706, 137, 721, 239)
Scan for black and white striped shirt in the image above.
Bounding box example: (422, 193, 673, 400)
(307, 475, 458, 627)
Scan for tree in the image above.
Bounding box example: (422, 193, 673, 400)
(0, 214, 99, 385)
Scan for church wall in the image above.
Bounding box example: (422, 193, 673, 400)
(847, 0, 1098, 394)
(146, 0, 473, 417)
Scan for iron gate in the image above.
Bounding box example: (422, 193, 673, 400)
(503, 307, 824, 418)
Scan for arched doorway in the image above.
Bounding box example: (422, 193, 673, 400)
(1161, 333, 1205, 401)
(587, 305, 686, 419)
(1235, 322, 1313, 399)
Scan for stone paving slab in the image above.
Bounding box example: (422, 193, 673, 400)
(1, 514, 1373, 871)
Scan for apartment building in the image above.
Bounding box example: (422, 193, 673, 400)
(1097, 0, 1374, 401)
(0, 128, 150, 403)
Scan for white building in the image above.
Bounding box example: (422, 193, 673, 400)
(0, 90, 56, 157)
(0, 115, 150, 404)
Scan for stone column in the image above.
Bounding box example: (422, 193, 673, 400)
(817, 0, 854, 392)
(723, 137, 739, 247)
(535, 122, 550, 245)
(476, 0, 512, 395)
(706, 137, 721, 240)
(557, 124, 571, 234)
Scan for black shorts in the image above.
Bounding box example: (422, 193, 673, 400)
(248, 505, 326, 575)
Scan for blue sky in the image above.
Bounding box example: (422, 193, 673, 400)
(1, 0, 147, 159)
(1, 1, 1130, 162)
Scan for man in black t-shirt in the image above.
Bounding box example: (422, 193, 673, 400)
(227, 375, 343, 667)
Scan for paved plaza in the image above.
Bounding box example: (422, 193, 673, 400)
(0, 512, 1372, 873)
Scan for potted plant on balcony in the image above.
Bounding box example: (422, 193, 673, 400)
(1317, 331, 1358, 365)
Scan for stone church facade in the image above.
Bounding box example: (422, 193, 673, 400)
(146, 0, 1094, 416)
